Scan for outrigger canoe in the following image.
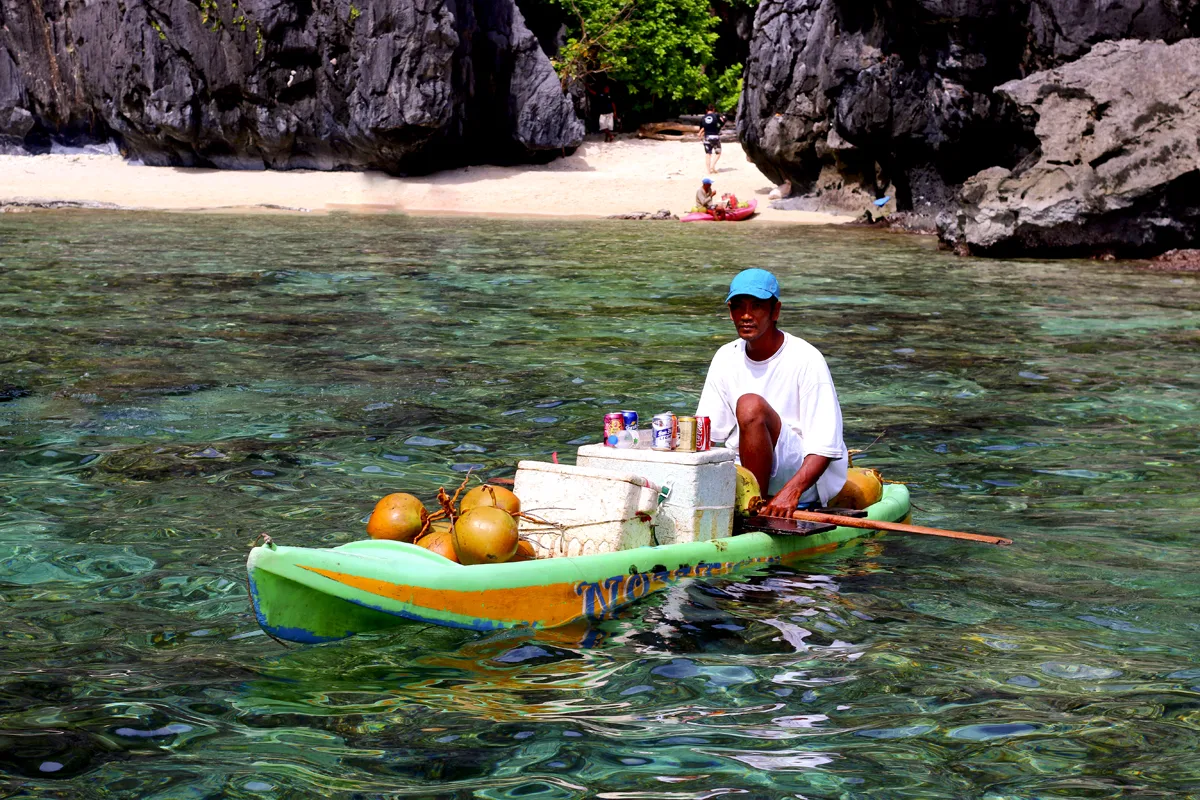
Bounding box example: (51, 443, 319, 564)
(681, 197, 758, 223)
(246, 483, 910, 644)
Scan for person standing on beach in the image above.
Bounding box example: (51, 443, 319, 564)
(698, 104, 726, 173)
(597, 87, 618, 143)
(696, 269, 848, 516)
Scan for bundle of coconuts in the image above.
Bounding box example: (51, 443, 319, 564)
(365, 484, 536, 565)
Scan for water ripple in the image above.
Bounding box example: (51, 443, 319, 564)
(0, 214, 1196, 796)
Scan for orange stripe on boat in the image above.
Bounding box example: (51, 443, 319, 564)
(300, 567, 591, 627)
(300, 538, 850, 628)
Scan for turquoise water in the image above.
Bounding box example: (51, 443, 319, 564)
(0, 212, 1197, 798)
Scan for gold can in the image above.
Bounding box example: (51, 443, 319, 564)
(677, 416, 697, 452)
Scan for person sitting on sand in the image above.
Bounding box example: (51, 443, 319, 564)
(696, 269, 849, 516)
(695, 178, 728, 219)
(698, 104, 727, 174)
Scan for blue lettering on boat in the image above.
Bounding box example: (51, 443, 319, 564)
(574, 561, 738, 618)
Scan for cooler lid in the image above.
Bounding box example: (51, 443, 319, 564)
(515, 460, 652, 487)
(576, 443, 735, 465)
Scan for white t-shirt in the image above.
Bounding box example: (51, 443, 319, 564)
(695, 331, 848, 504)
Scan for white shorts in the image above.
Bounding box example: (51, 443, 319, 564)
(767, 424, 820, 502)
(599, 113, 614, 132)
(731, 426, 847, 507)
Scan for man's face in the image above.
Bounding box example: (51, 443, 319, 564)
(728, 295, 780, 343)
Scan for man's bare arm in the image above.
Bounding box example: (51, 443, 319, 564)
(760, 454, 832, 517)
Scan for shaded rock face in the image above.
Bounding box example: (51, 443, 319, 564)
(941, 38, 1200, 257)
(0, 0, 583, 172)
(738, 0, 1198, 216)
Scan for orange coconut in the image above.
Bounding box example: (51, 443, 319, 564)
(416, 528, 459, 562)
(829, 467, 884, 510)
(452, 506, 519, 565)
(366, 493, 428, 542)
(459, 485, 521, 517)
(412, 519, 451, 548)
(509, 539, 537, 562)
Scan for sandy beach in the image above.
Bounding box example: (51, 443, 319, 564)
(0, 137, 851, 224)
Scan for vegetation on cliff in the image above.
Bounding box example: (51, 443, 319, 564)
(522, 0, 753, 117)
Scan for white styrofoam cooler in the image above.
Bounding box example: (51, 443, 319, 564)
(576, 442, 736, 545)
(513, 460, 660, 558)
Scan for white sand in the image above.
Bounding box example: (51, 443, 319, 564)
(0, 137, 851, 224)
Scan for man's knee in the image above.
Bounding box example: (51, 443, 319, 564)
(736, 393, 772, 425)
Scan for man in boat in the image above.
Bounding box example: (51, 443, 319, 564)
(696, 269, 848, 516)
(698, 103, 726, 174)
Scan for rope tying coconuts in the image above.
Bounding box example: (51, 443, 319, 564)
(365, 471, 548, 564)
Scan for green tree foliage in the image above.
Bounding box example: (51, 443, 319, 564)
(550, 0, 744, 112)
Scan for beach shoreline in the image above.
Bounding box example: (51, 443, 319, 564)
(0, 137, 854, 225)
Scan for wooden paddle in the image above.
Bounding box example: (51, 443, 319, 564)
(786, 509, 1013, 546)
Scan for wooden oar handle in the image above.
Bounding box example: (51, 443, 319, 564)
(788, 510, 1013, 546)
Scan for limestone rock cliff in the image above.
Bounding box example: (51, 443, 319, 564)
(942, 38, 1200, 257)
(0, 0, 583, 172)
(738, 0, 1198, 221)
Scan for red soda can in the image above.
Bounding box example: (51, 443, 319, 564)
(695, 416, 712, 451)
(603, 412, 625, 447)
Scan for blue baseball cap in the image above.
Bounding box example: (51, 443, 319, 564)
(702, 178, 713, 185)
(725, 268, 781, 303)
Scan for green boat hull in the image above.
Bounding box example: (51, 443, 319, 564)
(247, 483, 910, 644)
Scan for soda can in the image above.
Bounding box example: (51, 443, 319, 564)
(603, 412, 625, 447)
(651, 413, 677, 451)
(677, 416, 697, 452)
(620, 410, 639, 445)
(695, 415, 712, 451)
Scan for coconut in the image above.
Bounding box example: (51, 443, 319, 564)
(366, 493, 429, 541)
(459, 484, 521, 517)
(416, 528, 459, 562)
(412, 519, 451, 550)
(829, 467, 883, 510)
(509, 539, 537, 562)
(734, 465, 763, 517)
(452, 506, 519, 565)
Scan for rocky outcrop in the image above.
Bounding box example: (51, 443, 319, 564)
(941, 39, 1200, 257)
(1143, 249, 1200, 271)
(0, 0, 583, 172)
(738, 0, 1198, 219)
(606, 209, 677, 220)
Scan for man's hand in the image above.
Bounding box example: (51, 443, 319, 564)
(757, 454, 834, 518)
(760, 487, 802, 518)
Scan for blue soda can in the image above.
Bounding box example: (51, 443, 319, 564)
(620, 410, 639, 445)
